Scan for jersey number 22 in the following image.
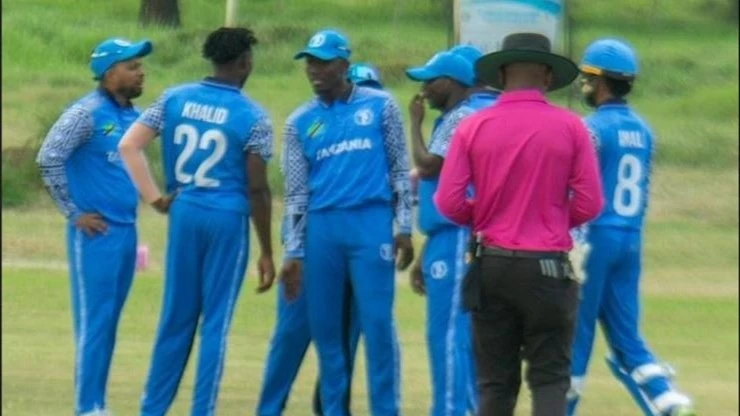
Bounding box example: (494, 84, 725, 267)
(174, 124, 226, 188)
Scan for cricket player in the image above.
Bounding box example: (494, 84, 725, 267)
(567, 38, 695, 416)
(256, 61, 386, 416)
(280, 29, 414, 416)
(36, 37, 152, 416)
(118, 27, 275, 415)
(405, 50, 479, 416)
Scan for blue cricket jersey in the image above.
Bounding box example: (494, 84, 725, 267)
(37, 89, 140, 224)
(418, 96, 496, 235)
(465, 89, 500, 111)
(282, 85, 412, 258)
(585, 99, 654, 230)
(138, 78, 273, 215)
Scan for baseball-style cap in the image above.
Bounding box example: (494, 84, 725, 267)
(405, 51, 475, 87)
(90, 37, 153, 80)
(347, 63, 383, 89)
(449, 44, 484, 66)
(294, 29, 351, 61)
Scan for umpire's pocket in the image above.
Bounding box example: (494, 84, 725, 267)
(462, 258, 483, 312)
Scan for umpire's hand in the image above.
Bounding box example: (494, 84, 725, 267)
(280, 259, 303, 301)
(394, 234, 414, 271)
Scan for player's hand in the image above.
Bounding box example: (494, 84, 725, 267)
(410, 260, 425, 296)
(255, 254, 276, 294)
(280, 259, 303, 301)
(394, 234, 414, 271)
(409, 93, 426, 126)
(151, 193, 176, 214)
(410, 168, 420, 198)
(75, 213, 108, 237)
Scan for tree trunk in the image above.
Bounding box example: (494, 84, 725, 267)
(139, 0, 181, 28)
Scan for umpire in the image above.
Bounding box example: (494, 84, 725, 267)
(435, 33, 605, 416)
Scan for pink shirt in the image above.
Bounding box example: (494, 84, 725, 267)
(434, 89, 604, 251)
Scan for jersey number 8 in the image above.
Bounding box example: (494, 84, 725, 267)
(613, 154, 642, 217)
(174, 124, 227, 188)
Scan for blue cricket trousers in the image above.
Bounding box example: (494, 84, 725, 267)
(422, 226, 478, 416)
(569, 226, 673, 412)
(140, 200, 249, 416)
(67, 222, 137, 415)
(257, 283, 360, 415)
(305, 203, 401, 416)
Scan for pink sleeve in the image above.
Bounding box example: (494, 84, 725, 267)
(568, 118, 605, 228)
(434, 121, 473, 226)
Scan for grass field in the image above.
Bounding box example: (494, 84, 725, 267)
(2, 0, 738, 414)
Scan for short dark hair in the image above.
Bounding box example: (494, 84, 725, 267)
(202, 27, 258, 65)
(604, 77, 633, 98)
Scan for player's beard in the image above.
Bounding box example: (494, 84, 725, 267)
(120, 85, 143, 100)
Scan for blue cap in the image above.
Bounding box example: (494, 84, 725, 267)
(580, 38, 639, 79)
(89, 38, 152, 80)
(294, 29, 351, 61)
(347, 63, 383, 89)
(449, 44, 484, 66)
(406, 51, 475, 87)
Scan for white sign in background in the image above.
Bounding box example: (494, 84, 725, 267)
(455, 0, 566, 55)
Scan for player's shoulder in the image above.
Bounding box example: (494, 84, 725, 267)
(72, 90, 108, 114)
(287, 99, 321, 126)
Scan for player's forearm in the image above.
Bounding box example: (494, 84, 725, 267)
(410, 124, 442, 178)
(118, 145, 162, 204)
(250, 186, 273, 256)
(282, 194, 308, 259)
(38, 164, 82, 221)
(391, 173, 413, 235)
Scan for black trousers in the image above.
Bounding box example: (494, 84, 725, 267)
(470, 256, 579, 416)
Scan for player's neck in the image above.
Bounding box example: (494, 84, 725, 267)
(99, 85, 132, 107)
(444, 88, 468, 112)
(210, 71, 244, 89)
(319, 81, 352, 105)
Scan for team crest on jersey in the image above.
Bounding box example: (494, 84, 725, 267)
(354, 108, 374, 126)
(102, 122, 117, 136)
(430, 261, 448, 279)
(379, 243, 394, 262)
(306, 119, 325, 139)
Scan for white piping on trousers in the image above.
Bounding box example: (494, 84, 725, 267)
(74, 229, 89, 412)
(207, 217, 247, 412)
(444, 228, 466, 415)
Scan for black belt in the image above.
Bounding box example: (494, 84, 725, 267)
(480, 246, 566, 259)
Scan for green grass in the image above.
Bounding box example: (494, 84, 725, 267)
(2, 269, 738, 415)
(2, 165, 738, 414)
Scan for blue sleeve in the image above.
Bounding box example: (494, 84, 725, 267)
(244, 116, 274, 162)
(35, 105, 94, 221)
(381, 97, 413, 235)
(137, 92, 167, 133)
(429, 107, 472, 158)
(281, 120, 309, 259)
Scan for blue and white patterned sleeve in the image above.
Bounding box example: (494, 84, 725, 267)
(281, 120, 310, 259)
(245, 116, 274, 162)
(137, 92, 167, 133)
(381, 97, 413, 235)
(36, 106, 94, 221)
(428, 107, 473, 158)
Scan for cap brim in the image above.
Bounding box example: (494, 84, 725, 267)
(476, 50, 579, 91)
(294, 48, 341, 61)
(405, 66, 440, 82)
(120, 40, 153, 62)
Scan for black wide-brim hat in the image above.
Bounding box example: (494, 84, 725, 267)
(476, 33, 579, 92)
